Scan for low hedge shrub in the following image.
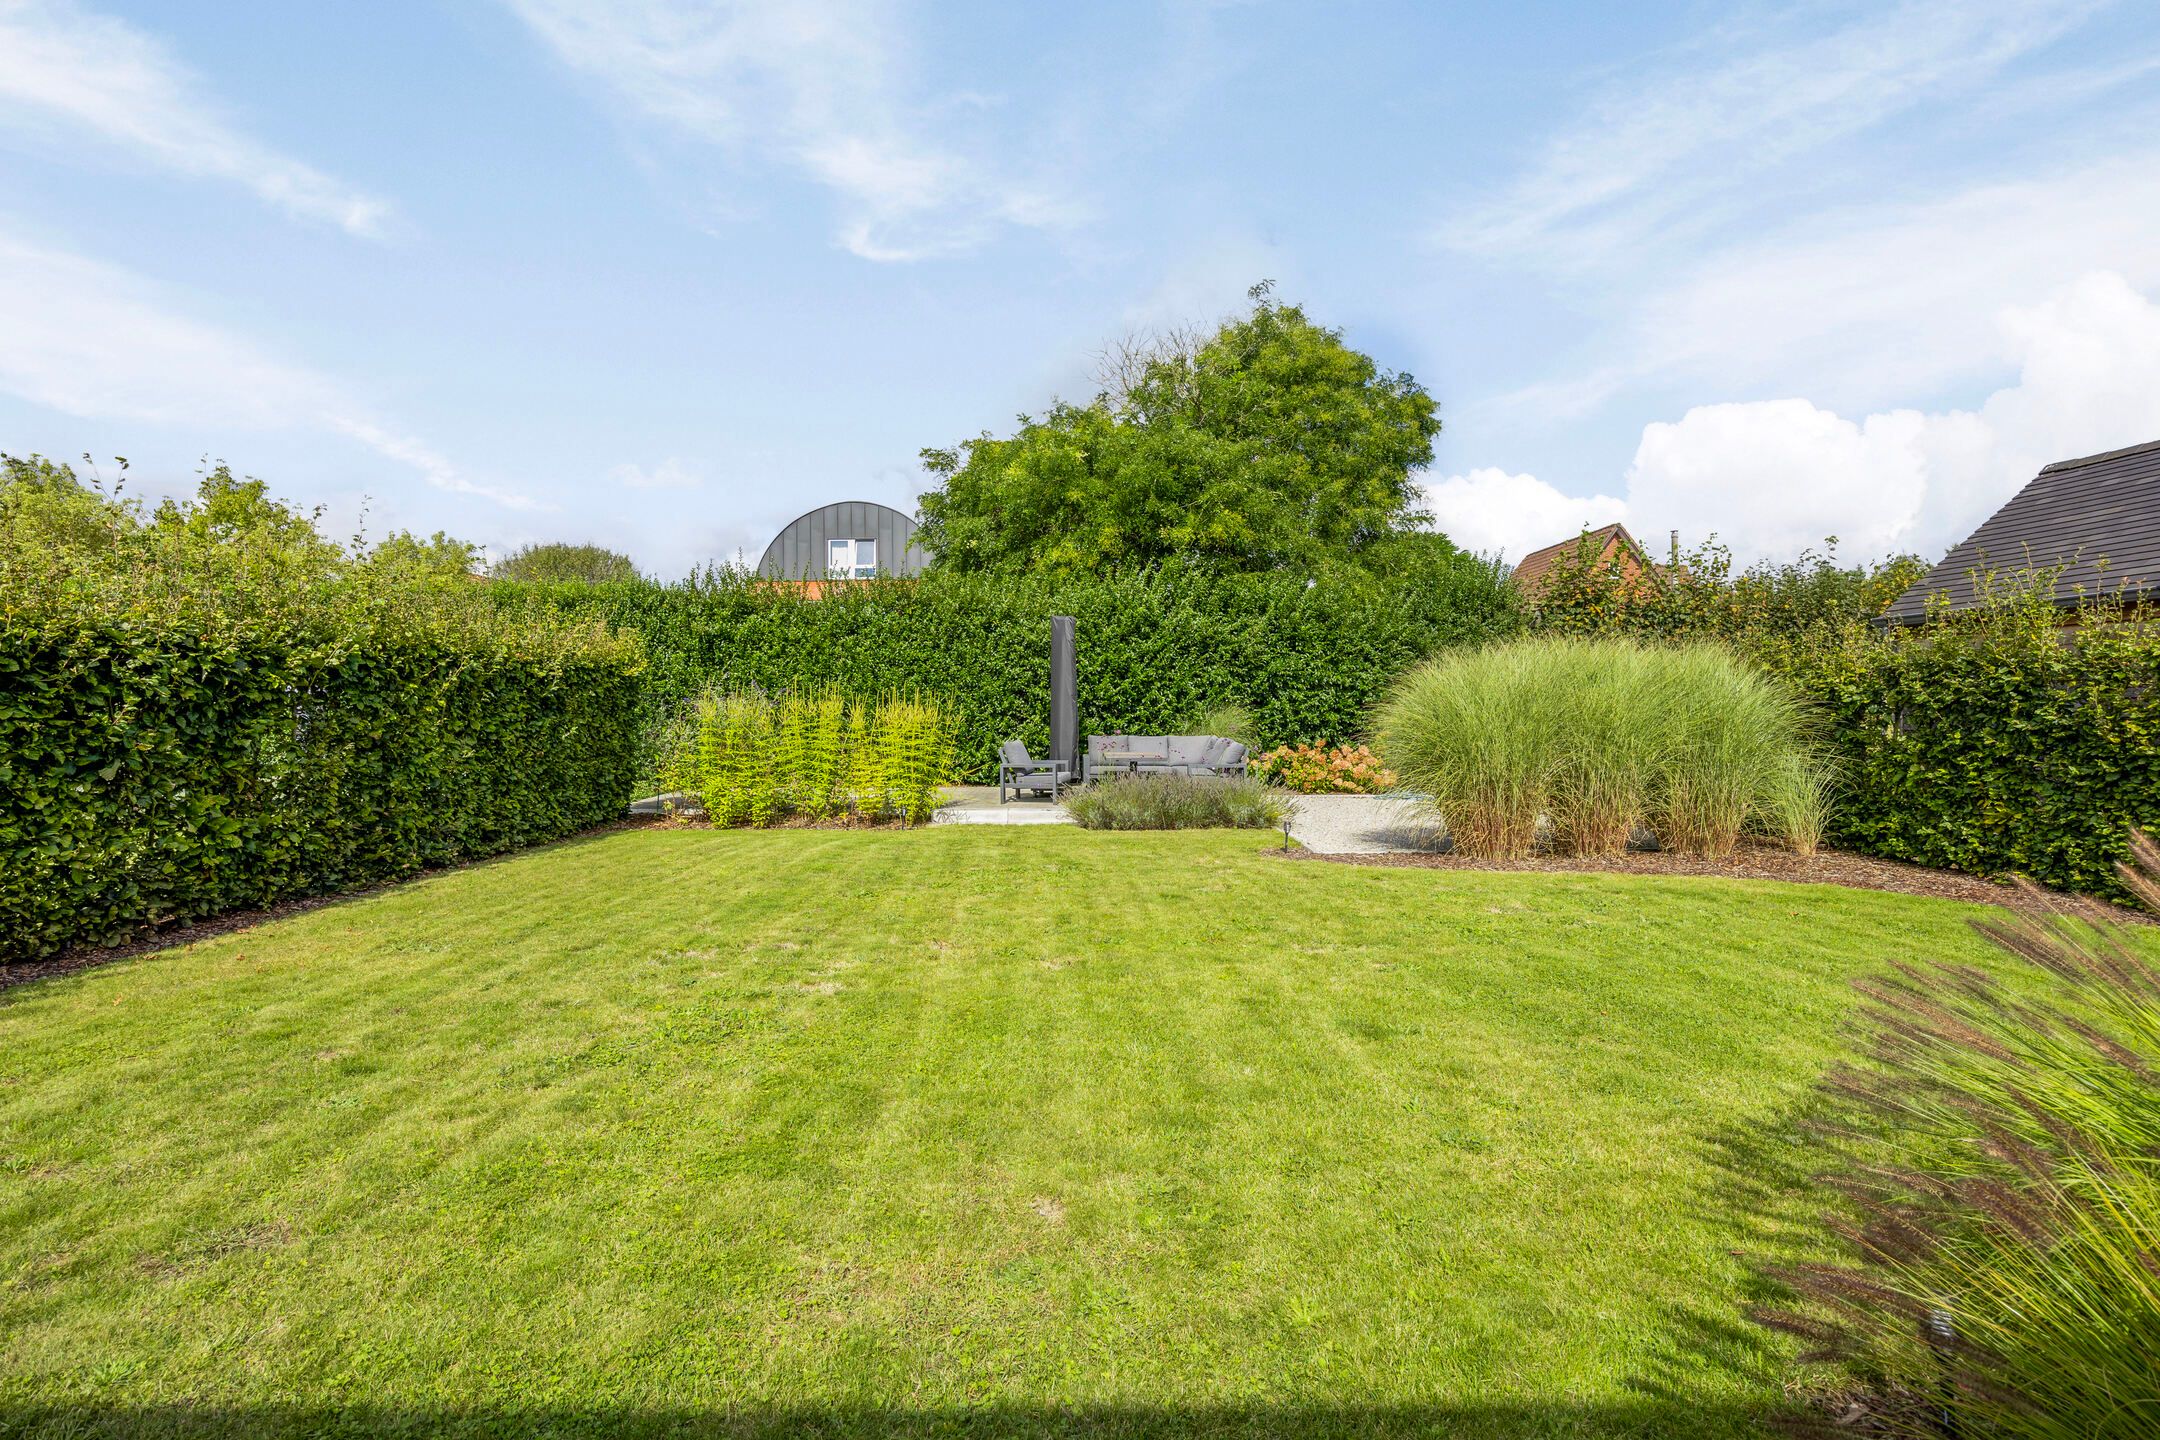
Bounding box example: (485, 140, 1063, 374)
(1764, 604, 2160, 901)
(0, 602, 642, 962)
(1064, 773, 1291, 831)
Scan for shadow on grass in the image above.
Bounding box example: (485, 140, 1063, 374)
(0, 1400, 1780, 1439)
(1622, 1089, 1841, 1427)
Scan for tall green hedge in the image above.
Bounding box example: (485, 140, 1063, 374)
(0, 605, 643, 962)
(489, 560, 1515, 785)
(1764, 610, 2160, 900)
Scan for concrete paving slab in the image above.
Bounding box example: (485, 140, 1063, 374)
(932, 785, 1076, 826)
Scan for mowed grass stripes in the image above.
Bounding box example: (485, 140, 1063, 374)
(1, 827, 2010, 1438)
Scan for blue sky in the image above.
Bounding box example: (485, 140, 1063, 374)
(3, 0, 2158, 576)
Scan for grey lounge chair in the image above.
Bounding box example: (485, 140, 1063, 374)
(998, 740, 1069, 802)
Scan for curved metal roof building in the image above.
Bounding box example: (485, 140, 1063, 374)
(755, 500, 930, 579)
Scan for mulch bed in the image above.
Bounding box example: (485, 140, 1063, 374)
(1281, 839, 2147, 918)
(0, 816, 663, 995)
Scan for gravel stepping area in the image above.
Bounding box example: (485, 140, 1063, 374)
(1283, 794, 1443, 854)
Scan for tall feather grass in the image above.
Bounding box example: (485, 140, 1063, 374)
(662, 687, 955, 826)
(1753, 833, 2160, 1438)
(1372, 637, 1832, 858)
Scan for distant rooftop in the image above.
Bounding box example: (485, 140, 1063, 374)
(1880, 438, 2160, 624)
(1510, 523, 1646, 597)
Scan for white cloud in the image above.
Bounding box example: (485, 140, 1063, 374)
(1624, 402, 1931, 561)
(609, 457, 701, 489)
(502, 0, 1076, 260)
(1479, 145, 2160, 430)
(1431, 271, 2160, 565)
(1418, 468, 1626, 562)
(0, 0, 394, 237)
(1441, 0, 2106, 266)
(0, 231, 533, 509)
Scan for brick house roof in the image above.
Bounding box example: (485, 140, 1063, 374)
(1510, 523, 1649, 598)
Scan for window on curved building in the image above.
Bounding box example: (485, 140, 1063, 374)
(826, 537, 879, 578)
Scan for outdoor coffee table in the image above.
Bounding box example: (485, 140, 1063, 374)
(1099, 749, 1167, 776)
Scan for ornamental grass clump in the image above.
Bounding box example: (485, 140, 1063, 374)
(1064, 774, 1291, 831)
(1372, 636, 1830, 858)
(1754, 833, 2160, 1438)
(668, 687, 955, 826)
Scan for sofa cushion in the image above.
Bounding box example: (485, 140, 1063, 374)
(1164, 736, 1211, 766)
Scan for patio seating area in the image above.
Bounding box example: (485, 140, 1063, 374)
(1082, 734, 1249, 781)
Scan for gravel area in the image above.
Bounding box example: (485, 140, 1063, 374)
(1283, 794, 1444, 855)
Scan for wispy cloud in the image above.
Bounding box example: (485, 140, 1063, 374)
(0, 0, 394, 238)
(0, 231, 533, 509)
(1440, 0, 2107, 266)
(1478, 143, 2160, 425)
(501, 0, 1080, 260)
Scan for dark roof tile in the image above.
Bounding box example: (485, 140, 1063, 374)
(1881, 439, 2160, 623)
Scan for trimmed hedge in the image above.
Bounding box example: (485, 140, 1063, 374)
(0, 607, 643, 962)
(1771, 612, 2160, 900)
(493, 562, 1514, 785)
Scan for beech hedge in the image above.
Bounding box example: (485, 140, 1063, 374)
(0, 604, 642, 962)
(490, 560, 1515, 785)
(1764, 610, 2160, 901)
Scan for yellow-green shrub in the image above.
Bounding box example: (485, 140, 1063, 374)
(668, 688, 955, 826)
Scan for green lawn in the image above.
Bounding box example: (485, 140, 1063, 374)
(1, 827, 2011, 1438)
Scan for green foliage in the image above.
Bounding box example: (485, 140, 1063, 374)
(1374, 638, 1831, 859)
(916, 285, 1444, 576)
(1525, 539, 2160, 897)
(0, 453, 133, 556)
(1181, 700, 1258, 748)
(1756, 834, 2160, 1437)
(1063, 773, 1290, 830)
(364, 529, 485, 582)
(1768, 594, 2160, 900)
(492, 542, 641, 584)
(1526, 535, 1926, 642)
(673, 688, 955, 826)
(0, 459, 645, 962)
(148, 466, 341, 573)
(490, 558, 1514, 788)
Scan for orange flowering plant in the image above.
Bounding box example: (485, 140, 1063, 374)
(1254, 742, 1396, 794)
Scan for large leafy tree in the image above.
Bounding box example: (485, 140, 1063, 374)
(916, 286, 1442, 575)
(492, 542, 639, 584)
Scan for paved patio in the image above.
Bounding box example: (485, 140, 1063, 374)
(933, 785, 1077, 825)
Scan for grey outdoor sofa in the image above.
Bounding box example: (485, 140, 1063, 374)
(1083, 735, 1249, 781)
(997, 740, 1071, 802)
